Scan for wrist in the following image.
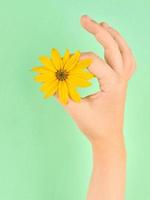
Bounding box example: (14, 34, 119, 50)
(90, 133, 127, 160)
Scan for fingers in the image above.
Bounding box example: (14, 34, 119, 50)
(80, 15, 123, 73)
(79, 52, 118, 93)
(100, 22, 136, 79)
(80, 52, 114, 83)
(55, 52, 111, 108)
(55, 52, 114, 109)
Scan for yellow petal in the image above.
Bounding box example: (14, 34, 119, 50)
(69, 71, 94, 80)
(74, 58, 93, 70)
(51, 48, 63, 70)
(40, 78, 57, 92)
(68, 76, 92, 87)
(43, 79, 59, 99)
(64, 50, 80, 71)
(57, 81, 69, 105)
(63, 49, 70, 66)
(66, 80, 81, 102)
(32, 66, 49, 73)
(39, 56, 56, 72)
(34, 72, 55, 83)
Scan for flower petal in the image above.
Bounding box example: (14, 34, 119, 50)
(39, 56, 56, 72)
(40, 78, 57, 92)
(66, 80, 81, 102)
(43, 79, 59, 99)
(68, 75, 92, 87)
(64, 50, 80, 71)
(34, 72, 55, 83)
(58, 81, 69, 104)
(63, 49, 70, 66)
(69, 71, 94, 80)
(73, 58, 93, 70)
(51, 48, 63, 70)
(32, 66, 49, 73)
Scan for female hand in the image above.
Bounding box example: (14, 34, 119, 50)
(57, 15, 136, 200)
(59, 15, 136, 144)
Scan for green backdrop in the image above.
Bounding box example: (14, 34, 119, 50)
(0, 0, 150, 199)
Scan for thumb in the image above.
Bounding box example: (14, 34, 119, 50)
(80, 52, 114, 84)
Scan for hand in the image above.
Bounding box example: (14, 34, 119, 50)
(59, 15, 136, 144)
(56, 15, 136, 200)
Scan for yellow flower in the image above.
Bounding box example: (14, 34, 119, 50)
(32, 48, 94, 105)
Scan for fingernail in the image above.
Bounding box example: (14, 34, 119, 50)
(101, 22, 109, 28)
(82, 15, 91, 20)
(82, 15, 97, 23)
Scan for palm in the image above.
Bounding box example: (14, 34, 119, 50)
(63, 57, 127, 140)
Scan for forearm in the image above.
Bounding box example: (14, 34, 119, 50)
(87, 134, 126, 200)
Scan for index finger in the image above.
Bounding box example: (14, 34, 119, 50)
(80, 15, 123, 73)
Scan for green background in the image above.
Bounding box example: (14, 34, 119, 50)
(0, 0, 150, 199)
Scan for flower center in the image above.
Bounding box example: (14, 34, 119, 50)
(55, 69, 69, 81)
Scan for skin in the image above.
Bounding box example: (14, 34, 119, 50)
(57, 15, 136, 200)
